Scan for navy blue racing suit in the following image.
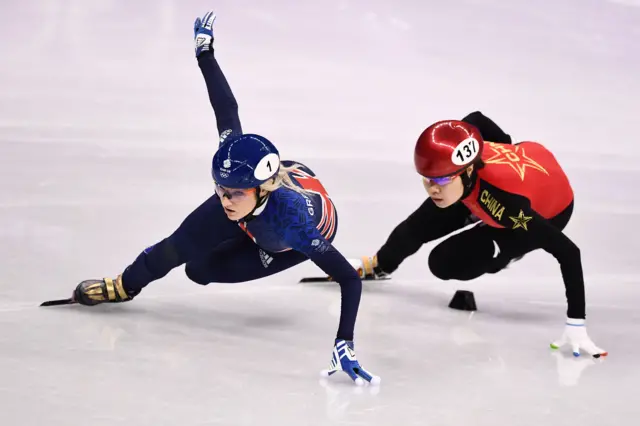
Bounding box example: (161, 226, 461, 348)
(120, 49, 361, 341)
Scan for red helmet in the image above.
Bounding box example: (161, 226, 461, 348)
(414, 120, 484, 178)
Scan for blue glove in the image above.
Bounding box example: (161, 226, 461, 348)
(193, 11, 216, 57)
(321, 339, 380, 386)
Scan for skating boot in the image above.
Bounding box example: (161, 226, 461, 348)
(72, 274, 138, 306)
(300, 255, 392, 283)
(348, 255, 391, 281)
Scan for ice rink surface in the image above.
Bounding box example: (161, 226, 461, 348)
(1, 0, 640, 424)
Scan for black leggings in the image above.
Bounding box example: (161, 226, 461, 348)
(429, 202, 573, 281)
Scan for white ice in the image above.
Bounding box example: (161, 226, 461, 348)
(1, 0, 639, 425)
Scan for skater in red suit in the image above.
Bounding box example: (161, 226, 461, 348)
(353, 112, 607, 358)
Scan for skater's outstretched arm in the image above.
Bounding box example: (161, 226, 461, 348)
(375, 198, 472, 274)
(308, 245, 362, 341)
(507, 204, 585, 319)
(194, 12, 242, 142)
(280, 215, 380, 384)
(269, 191, 361, 341)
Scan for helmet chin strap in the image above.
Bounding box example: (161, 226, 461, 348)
(242, 188, 269, 222)
(254, 189, 269, 211)
(459, 165, 480, 201)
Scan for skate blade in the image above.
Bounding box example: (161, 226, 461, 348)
(299, 276, 391, 283)
(40, 298, 75, 307)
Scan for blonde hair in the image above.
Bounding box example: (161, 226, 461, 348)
(260, 162, 309, 194)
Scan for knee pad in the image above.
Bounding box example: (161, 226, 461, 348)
(485, 257, 510, 274)
(185, 260, 240, 284)
(184, 262, 211, 285)
(428, 248, 454, 280)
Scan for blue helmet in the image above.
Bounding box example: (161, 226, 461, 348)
(211, 134, 281, 189)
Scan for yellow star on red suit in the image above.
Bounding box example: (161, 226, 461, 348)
(509, 210, 533, 230)
(484, 142, 549, 181)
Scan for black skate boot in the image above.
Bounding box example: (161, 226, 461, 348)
(73, 275, 138, 306)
